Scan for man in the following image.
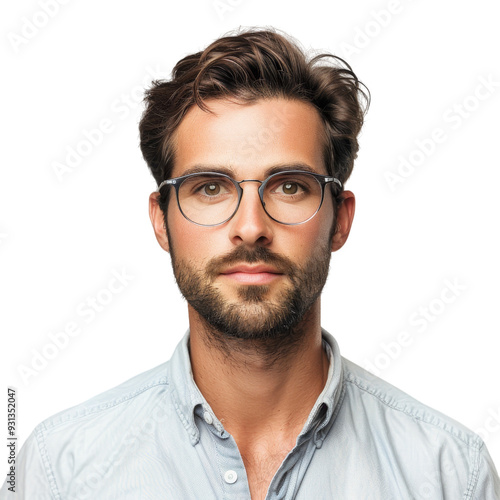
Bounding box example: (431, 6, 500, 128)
(2, 28, 499, 500)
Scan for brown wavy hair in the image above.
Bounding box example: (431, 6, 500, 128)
(139, 27, 370, 214)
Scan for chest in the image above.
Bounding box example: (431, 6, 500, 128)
(242, 447, 291, 500)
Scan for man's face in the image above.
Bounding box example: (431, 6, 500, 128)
(162, 98, 341, 343)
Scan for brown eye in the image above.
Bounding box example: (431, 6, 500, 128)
(282, 182, 298, 195)
(204, 183, 221, 196)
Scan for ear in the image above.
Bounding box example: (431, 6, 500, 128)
(331, 190, 355, 252)
(149, 192, 170, 253)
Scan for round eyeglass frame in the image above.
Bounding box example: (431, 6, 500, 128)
(157, 170, 343, 227)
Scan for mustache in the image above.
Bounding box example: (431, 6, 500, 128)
(205, 246, 297, 279)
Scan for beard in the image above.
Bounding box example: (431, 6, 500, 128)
(168, 236, 332, 360)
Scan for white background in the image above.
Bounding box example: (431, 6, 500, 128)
(2, 0, 500, 475)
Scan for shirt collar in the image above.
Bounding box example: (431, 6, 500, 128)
(306, 329, 345, 448)
(166, 330, 205, 445)
(167, 328, 345, 447)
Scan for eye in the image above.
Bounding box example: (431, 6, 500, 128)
(273, 179, 306, 196)
(194, 177, 233, 199)
(203, 182, 222, 196)
(281, 181, 299, 195)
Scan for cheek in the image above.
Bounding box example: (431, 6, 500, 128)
(167, 207, 224, 262)
(276, 224, 332, 265)
(293, 200, 335, 257)
(166, 203, 190, 257)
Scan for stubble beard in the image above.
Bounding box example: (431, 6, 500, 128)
(168, 238, 332, 364)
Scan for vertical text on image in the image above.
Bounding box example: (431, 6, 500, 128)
(6, 387, 17, 493)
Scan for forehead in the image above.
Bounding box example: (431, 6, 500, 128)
(171, 98, 327, 178)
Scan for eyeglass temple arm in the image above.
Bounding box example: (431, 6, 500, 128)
(326, 177, 343, 191)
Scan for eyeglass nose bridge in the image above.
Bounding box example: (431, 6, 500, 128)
(234, 178, 268, 211)
(237, 179, 263, 185)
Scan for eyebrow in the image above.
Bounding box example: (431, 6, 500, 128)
(179, 162, 320, 179)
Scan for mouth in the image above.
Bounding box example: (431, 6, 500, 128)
(219, 264, 284, 285)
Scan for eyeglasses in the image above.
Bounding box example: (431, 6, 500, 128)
(157, 170, 343, 227)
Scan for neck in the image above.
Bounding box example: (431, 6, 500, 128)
(188, 300, 329, 443)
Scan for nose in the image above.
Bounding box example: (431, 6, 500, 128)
(228, 181, 274, 247)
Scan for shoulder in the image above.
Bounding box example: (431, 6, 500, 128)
(341, 357, 480, 446)
(37, 361, 171, 437)
(9, 361, 176, 497)
(329, 358, 500, 497)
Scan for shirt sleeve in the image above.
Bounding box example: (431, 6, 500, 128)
(0, 431, 56, 500)
(471, 442, 500, 500)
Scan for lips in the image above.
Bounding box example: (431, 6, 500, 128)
(219, 264, 284, 285)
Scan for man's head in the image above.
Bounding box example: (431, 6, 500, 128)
(141, 28, 368, 357)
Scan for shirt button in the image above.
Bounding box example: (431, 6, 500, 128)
(224, 470, 237, 484)
(203, 411, 214, 425)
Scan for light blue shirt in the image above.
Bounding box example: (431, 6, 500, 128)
(2, 330, 499, 499)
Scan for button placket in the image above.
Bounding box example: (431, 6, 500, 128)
(214, 433, 250, 498)
(194, 404, 250, 497)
